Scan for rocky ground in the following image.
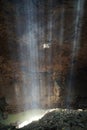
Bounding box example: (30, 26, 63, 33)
(1, 109, 87, 130)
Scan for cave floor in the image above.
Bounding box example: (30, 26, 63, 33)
(1, 108, 87, 130)
(19, 109, 87, 130)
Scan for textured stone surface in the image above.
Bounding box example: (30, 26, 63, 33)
(0, 0, 87, 111)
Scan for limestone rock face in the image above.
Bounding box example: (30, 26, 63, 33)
(0, 0, 87, 111)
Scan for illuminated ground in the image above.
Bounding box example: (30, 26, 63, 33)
(18, 109, 87, 130)
(0, 109, 87, 130)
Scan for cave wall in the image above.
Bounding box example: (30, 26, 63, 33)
(0, 0, 87, 110)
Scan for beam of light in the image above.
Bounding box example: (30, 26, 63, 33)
(72, 0, 85, 58)
(17, 0, 54, 110)
(66, 0, 85, 108)
(15, 0, 40, 109)
(45, 1, 53, 105)
(27, 1, 40, 108)
(58, 6, 65, 84)
(59, 7, 64, 46)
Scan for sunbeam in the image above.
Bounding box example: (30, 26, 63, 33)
(66, 0, 85, 108)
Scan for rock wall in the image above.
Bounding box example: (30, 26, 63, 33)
(0, 0, 87, 111)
